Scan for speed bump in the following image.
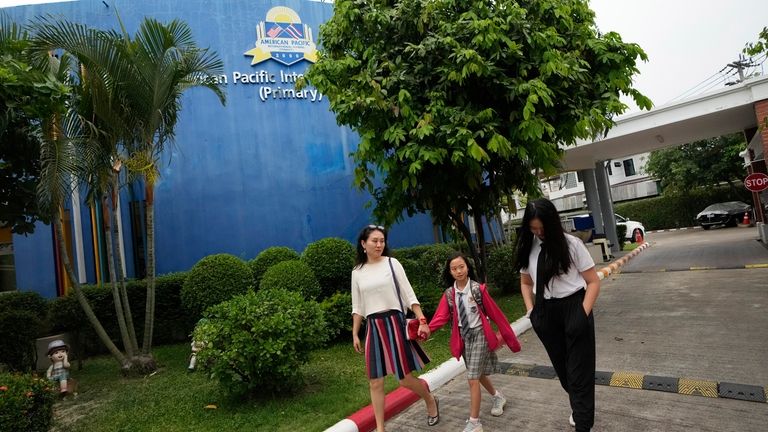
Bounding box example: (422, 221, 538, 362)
(643, 375, 679, 393)
(497, 361, 767, 404)
(609, 371, 644, 389)
(678, 378, 718, 398)
(718, 382, 766, 402)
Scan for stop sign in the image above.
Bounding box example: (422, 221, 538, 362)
(745, 172, 768, 192)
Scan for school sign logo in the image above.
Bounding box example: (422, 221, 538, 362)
(244, 6, 317, 66)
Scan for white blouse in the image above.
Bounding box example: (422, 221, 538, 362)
(520, 234, 595, 299)
(351, 257, 419, 317)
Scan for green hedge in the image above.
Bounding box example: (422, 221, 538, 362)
(0, 292, 48, 371)
(248, 246, 300, 288)
(319, 291, 352, 343)
(397, 258, 442, 318)
(47, 273, 191, 357)
(614, 185, 751, 230)
(0, 372, 56, 432)
(301, 238, 355, 299)
(181, 254, 253, 319)
(260, 260, 321, 301)
(486, 243, 519, 294)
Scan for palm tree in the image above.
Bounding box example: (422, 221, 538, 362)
(31, 15, 225, 371)
(120, 17, 225, 355)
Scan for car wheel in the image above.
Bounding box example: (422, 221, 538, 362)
(702, 225, 711, 230)
(728, 217, 738, 227)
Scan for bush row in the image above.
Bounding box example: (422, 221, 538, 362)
(614, 185, 751, 231)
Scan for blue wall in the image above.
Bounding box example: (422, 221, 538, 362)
(7, 0, 435, 296)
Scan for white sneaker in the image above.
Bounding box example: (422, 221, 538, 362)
(462, 419, 483, 432)
(490, 392, 506, 416)
(569, 414, 576, 427)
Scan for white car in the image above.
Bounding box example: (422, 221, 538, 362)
(567, 213, 646, 242)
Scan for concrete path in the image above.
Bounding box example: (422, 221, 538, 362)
(385, 230, 768, 431)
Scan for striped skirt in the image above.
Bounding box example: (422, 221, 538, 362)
(366, 310, 430, 380)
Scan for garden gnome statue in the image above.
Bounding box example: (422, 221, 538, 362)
(187, 318, 208, 372)
(46, 339, 70, 395)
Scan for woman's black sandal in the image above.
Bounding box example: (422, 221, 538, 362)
(427, 396, 440, 426)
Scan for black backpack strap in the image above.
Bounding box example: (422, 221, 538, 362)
(471, 282, 488, 317)
(445, 286, 455, 317)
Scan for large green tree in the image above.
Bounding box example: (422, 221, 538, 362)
(305, 0, 650, 277)
(0, 15, 68, 235)
(644, 133, 747, 195)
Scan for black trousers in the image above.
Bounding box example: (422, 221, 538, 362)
(531, 289, 595, 432)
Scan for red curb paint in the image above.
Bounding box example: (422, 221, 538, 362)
(348, 379, 431, 432)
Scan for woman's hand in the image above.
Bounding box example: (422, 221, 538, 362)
(418, 323, 431, 339)
(353, 335, 363, 353)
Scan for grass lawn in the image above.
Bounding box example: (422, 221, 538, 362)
(52, 291, 526, 432)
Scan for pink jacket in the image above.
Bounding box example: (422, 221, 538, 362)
(428, 282, 521, 360)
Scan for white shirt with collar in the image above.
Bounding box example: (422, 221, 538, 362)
(454, 280, 482, 330)
(520, 234, 595, 299)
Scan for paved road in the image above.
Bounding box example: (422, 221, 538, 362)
(384, 228, 768, 431)
(623, 226, 768, 272)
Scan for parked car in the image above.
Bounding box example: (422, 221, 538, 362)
(695, 201, 752, 230)
(566, 213, 646, 242)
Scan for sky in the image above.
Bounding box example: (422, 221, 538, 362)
(1, 0, 766, 112)
(589, 0, 767, 112)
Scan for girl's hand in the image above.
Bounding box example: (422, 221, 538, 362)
(353, 335, 363, 354)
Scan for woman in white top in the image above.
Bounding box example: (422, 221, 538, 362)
(351, 225, 439, 431)
(516, 199, 600, 432)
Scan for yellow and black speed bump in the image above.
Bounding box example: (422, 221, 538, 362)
(499, 361, 767, 404)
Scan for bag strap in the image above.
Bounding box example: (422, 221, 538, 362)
(388, 257, 406, 314)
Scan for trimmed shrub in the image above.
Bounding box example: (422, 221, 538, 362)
(319, 291, 352, 343)
(248, 247, 300, 288)
(181, 254, 253, 319)
(486, 243, 519, 293)
(0, 311, 42, 371)
(260, 260, 321, 300)
(0, 372, 56, 432)
(193, 288, 327, 396)
(0, 292, 48, 371)
(398, 258, 442, 318)
(391, 245, 435, 261)
(416, 243, 460, 287)
(616, 224, 627, 246)
(301, 238, 355, 299)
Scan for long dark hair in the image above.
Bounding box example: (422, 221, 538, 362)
(514, 198, 572, 286)
(354, 225, 391, 267)
(442, 252, 477, 287)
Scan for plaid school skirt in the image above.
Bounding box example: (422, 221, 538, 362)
(366, 310, 430, 380)
(462, 326, 499, 380)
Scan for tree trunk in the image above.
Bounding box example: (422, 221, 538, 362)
(141, 182, 156, 354)
(111, 174, 139, 354)
(103, 194, 134, 358)
(496, 213, 507, 244)
(486, 216, 499, 246)
(472, 208, 488, 282)
(54, 214, 129, 368)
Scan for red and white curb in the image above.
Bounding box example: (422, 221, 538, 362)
(326, 242, 652, 432)
(596, 241, 651, 280)
(325, 318, 532, 432)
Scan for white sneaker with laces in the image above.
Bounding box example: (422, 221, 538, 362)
(462, 419, 483, 432)
(569, 414, 576, 427)
(491, 392, 506, 416)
